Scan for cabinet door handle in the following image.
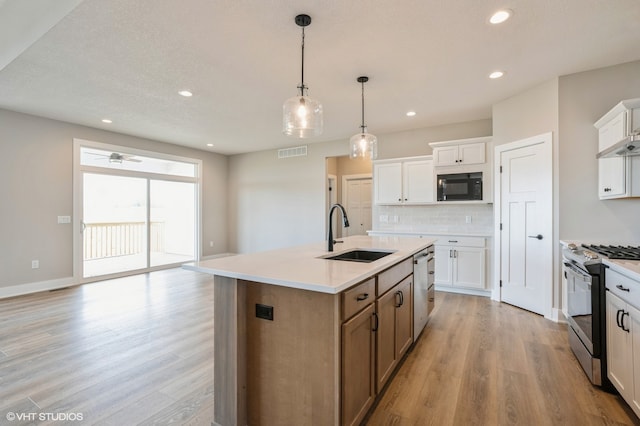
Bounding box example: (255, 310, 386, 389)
(528, 234, 543, 240)
(448, 240, 458, 243)
(356, 293, 369, 301)
(372, 312, 379, 332)
(395, 290, 402, 307)
(616, 284, 630, 292)
(617, 309, 624, 328)
(621, 311, 630, 333)
(400, 290, 404, 306)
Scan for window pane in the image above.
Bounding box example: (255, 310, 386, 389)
(80, 147, 196, 177)
(83, 174, 148, 277)
(150, 180, 196, 267)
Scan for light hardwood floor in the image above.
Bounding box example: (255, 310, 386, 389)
(1, 269, 638, 425)
(366, 291, 639, 426)
(0, 268, 214, 426)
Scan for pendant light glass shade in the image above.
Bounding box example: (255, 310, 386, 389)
(349, 76, 377, 159)
(350, 131, 378, 159)
(283, 93, 323, 137)
(283, 14, 323, 138)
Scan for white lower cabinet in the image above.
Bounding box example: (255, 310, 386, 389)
(606, 269, 640, 418)
(434, 237, 485, 290)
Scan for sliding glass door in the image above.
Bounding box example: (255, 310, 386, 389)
(150, 180, 195, 268)
(83, 173, 148, 277)
(76, 140, 200, 280)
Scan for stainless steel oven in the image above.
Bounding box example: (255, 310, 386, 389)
(562, 245, 612, 391)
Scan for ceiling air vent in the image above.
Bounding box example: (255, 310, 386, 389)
(278, 145, 308, 159)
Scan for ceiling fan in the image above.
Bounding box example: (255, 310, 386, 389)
(88, 151, 142, 163)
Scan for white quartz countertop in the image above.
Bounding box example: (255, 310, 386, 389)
(183, 235, 434, 294)
(604, 259, 640, 282)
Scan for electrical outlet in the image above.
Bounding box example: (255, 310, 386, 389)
(31, 260, 39, 269)
(465, 215, 472, 224)
(57, 215, 71, 224)
(256, 304, 274, 321)
(379, 215, 388, 223)
(209, 241, 214, 247)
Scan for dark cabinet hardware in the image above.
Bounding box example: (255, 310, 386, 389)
(616, 284, 630, 292)
(372, 312, 379, 332)
(356, 293, 369, 301)
(528, 234, 543, 240)
(617, 309, 624, 328)
(621, 311, 630, 332)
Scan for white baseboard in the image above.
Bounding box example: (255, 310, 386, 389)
(200, 252, 236, 261)
(0, 276, 77, 300)
(435, 285, 491, 298)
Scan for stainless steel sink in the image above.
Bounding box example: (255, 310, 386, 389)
(323, 249, 394, 263)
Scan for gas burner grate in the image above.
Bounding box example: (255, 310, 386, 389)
(582, 244, 640, 260)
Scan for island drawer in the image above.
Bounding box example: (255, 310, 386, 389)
(377, 258, 413, 296)
(342, 278, 376, 320)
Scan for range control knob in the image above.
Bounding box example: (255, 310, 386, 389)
(583, 250, 598, 260)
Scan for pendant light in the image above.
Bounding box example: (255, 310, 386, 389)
(350, 76, 377, 159)
(283, 14, 323, 138)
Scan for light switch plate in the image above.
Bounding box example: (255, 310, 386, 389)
(57, 216, 71, 224)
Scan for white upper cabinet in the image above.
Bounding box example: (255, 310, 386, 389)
(374, 156, 434, 205)
(432, 141, 486, 167)
(594, 99, 640, 199)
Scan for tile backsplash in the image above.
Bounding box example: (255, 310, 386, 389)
(373, 203, 494, 235)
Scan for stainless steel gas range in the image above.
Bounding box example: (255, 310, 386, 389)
(563, 244, 640, 391)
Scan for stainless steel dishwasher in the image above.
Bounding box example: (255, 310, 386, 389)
(414, 246, 435, 341)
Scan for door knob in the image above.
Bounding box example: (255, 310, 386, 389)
(528, 234, 543, 240)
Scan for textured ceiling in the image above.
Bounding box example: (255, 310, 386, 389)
(1, 0, 640, 155)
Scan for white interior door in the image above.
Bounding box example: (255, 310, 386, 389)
(498, 133, 552, 316)
(343, 176, 372, 237)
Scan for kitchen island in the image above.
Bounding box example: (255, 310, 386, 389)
(184, 235, 434, 426)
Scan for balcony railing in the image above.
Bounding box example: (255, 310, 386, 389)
(83, 221, 165, 260)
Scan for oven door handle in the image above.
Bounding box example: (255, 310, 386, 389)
(563, 261, 592, 281)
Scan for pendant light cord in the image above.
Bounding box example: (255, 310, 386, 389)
(299, 27, 306, 96)
(360, 81, 366, 133)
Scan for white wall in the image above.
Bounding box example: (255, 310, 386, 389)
(558, 60, 640, 243)
(0, 109, 228, 289)
(490, 60, 640, 314)
(491, 78, 561, 310)
(228, 120, 492, 254)
(228, 141, 346, 253)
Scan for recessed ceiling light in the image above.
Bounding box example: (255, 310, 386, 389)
(101, 119, 112, 123)
(179, 90, 193, 97)
(206, 143, 214, 147)
(489, 9, 512, 24)
(406, 111, 416, 117)
(489, 71, 505, 79)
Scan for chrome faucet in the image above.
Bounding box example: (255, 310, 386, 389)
(328, 203, 350, 251)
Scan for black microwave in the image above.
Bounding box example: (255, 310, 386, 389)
(437, 172, 483, 201)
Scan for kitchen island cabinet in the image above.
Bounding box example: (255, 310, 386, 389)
(184, 235, 433, 426)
